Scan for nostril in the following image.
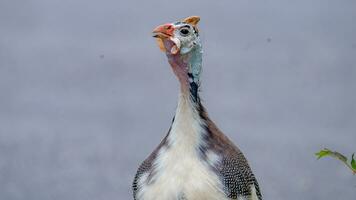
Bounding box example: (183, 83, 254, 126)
(166, 25, 172, 30)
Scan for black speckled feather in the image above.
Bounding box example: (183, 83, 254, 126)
(198, 102, 262, 200)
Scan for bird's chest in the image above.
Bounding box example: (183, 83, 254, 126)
(136, 100, 229, 200)
(138, 146, 227, 200)
(137, 123, 228, 200)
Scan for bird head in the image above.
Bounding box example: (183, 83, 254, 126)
(152, 16, 201, 55)
(152, 16, 203, 96)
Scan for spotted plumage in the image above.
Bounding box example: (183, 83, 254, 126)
(133, 16, 262, 200)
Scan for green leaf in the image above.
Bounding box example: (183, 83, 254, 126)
(315, 149, 332, 159)
(351, 153, 356, 170)
(315, 148, 347, 163)
(316, 148, 356, 174)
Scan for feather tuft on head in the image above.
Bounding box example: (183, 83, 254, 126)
(182, 16, 200, 26)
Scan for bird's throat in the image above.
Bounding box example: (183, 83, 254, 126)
(166, 45, 202, 104)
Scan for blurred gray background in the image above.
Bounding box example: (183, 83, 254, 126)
(0, 0, 355, 199)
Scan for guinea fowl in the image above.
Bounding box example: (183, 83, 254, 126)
(132, 16, 262, 200)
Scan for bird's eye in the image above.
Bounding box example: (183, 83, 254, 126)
(180, 28, 190, 36)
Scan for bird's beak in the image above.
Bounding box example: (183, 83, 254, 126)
(152, 23, 180, 54)
(152, 23, 174, 38)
